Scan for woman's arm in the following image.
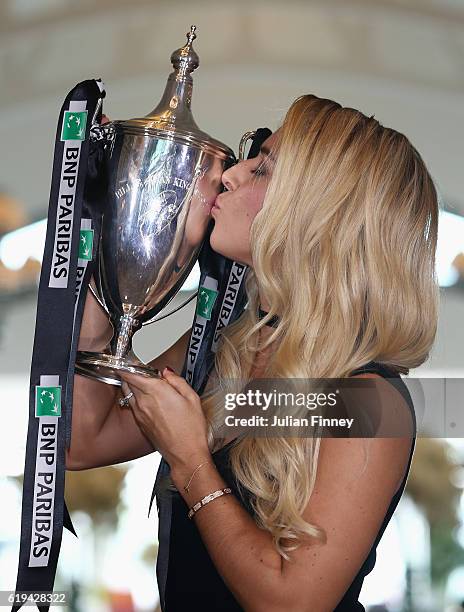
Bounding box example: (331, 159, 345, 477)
(169, 373, 414, 612)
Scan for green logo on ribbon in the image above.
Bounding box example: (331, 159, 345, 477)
(35, 386, 61, 417)
(61, 110, 87, 141)
(79, 229, 94, 260)
(196, 286, 218, 320)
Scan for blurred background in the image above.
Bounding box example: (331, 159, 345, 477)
(0, 0, 463, 610)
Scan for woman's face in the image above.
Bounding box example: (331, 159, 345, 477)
(209, 129, 280, 266)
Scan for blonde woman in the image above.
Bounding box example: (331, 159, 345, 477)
(69, 94, 439, 611)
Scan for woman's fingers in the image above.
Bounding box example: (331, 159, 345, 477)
(119, 370, 168, 397)
(161, 368, 198, 401)
(120, 380, 137, 409)
(120, 380, 131, 396)
(119, 370, 150, 392)
(101, 113, 110, 124)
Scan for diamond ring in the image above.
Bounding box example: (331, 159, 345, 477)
(119, 391, 134, 407)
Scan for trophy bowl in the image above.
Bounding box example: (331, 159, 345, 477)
(75, 26, 235, 386)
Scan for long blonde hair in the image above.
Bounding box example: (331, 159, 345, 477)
(201, 94, 439, 560)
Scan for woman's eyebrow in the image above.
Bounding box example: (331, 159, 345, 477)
(260, 145, 277, 162)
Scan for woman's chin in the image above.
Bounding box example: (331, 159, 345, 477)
(209, 228, 248, 264)
(209, 230, 231, 259)
(209, 231, 224, 257)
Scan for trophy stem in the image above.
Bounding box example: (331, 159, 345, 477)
(76, 313, 160, 386)
(111, 314, 141, 359)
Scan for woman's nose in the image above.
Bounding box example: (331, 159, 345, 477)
(221, 159, 249, 191)
(221, 166, 236, 192)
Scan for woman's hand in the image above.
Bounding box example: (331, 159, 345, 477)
(118, 367, 211, 469)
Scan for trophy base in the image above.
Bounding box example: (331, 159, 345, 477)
(75, 350, 162, 386)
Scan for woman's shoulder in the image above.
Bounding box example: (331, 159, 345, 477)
(349, 360, 417, 438)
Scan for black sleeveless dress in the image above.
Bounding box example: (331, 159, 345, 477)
(160, 361, 417, 611)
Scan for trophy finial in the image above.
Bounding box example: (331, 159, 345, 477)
(171, 24, 199, 76)
(123, 24, 234, 160)
(187, 25, 197, 44)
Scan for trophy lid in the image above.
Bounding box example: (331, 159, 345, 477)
(115, 26, 234, 161)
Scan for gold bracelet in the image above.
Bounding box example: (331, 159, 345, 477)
(183, 460, 212, 493)
(187, 487, 232, 520)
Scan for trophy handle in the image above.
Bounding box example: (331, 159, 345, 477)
(239, 130, 257, 161)
(141, 290, 198, 326)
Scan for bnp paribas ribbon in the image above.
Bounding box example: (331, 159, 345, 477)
(11, 78, 106, 612)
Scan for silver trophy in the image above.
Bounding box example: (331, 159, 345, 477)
(75, 26, 235, 386)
